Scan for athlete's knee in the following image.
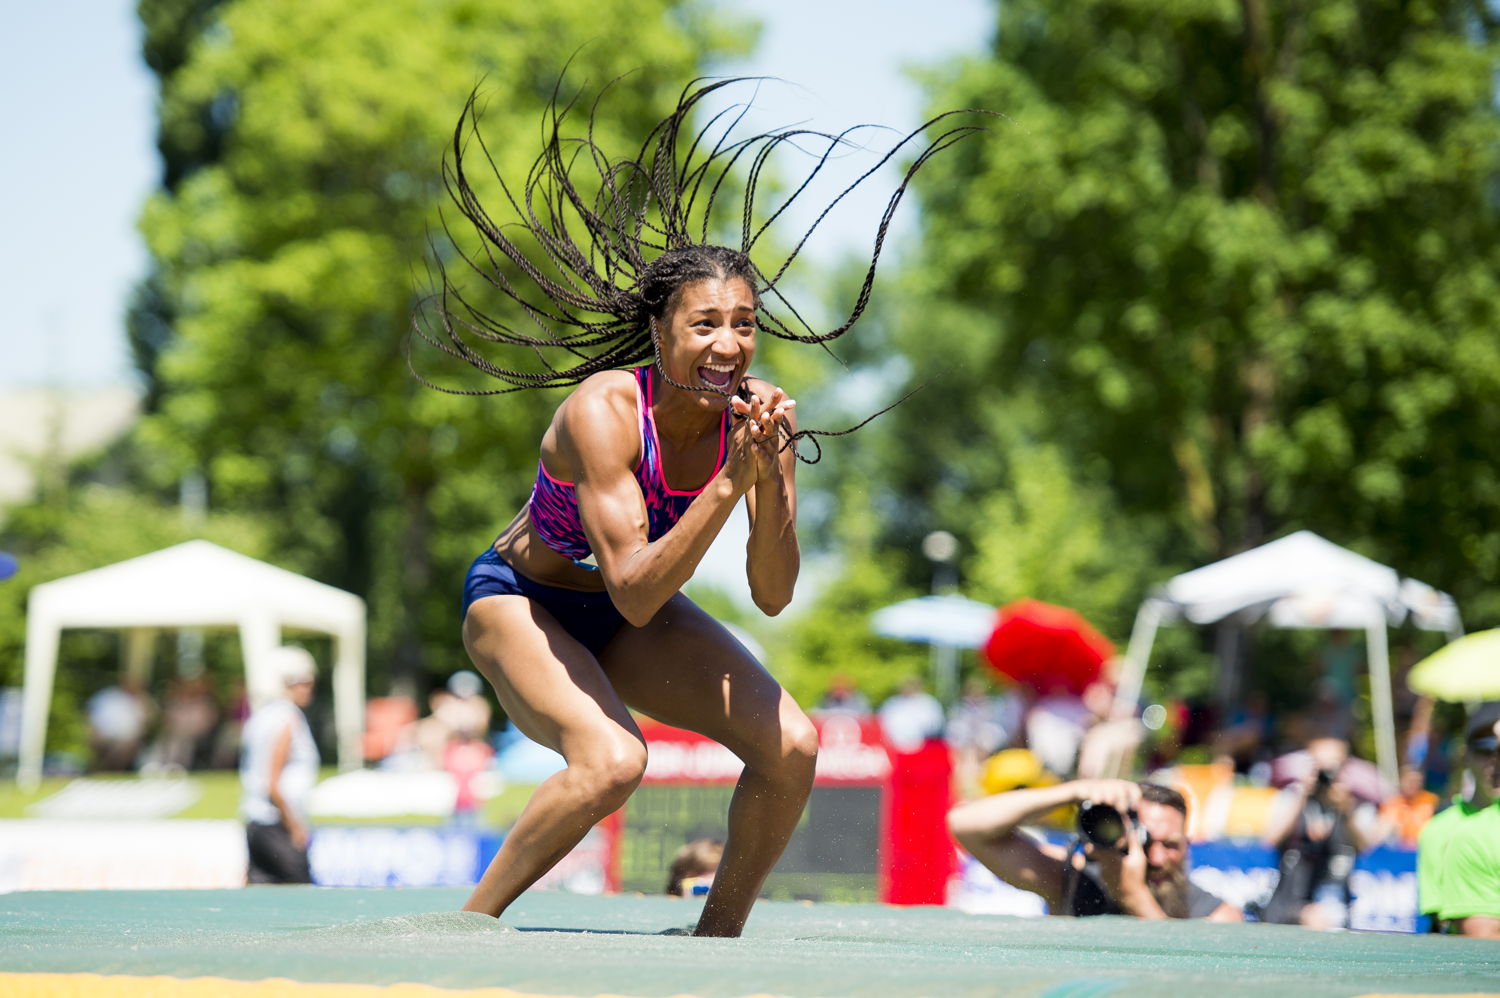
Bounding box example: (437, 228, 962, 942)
(777, 709, 820, 784)
(572, 735, 647, 805)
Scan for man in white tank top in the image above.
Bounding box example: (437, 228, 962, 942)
(239, 646, 320, 883)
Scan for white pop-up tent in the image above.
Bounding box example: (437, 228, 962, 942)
(1112, 531, 1462, 787)
(20, 540, 366, 788)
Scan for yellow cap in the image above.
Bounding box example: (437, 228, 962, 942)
(980, 748, 1059, 796)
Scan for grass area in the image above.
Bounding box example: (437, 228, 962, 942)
(0, 775, 78, 819)
(0, 769, 536, 828)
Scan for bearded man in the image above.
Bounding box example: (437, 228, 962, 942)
(948, 778, 1242, 921)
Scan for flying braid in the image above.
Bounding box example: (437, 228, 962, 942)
(409, 75, 992, 461)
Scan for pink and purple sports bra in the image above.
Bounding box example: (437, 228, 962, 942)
(528, 365, 731, 562)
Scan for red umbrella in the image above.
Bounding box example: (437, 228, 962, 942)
(982, 599, 1115, 696)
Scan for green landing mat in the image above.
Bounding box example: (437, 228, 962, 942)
(2, 887, 1497, 997)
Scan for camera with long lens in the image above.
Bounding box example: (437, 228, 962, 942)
(1077, 800, 1143, 851)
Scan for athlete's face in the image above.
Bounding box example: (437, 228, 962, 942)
(656, 276, 757, 403)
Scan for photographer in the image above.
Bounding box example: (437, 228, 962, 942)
(1258, 736, 1379, 930)
(948, 778, 1242, 921)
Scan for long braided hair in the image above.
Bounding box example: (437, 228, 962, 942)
(410, 76, 988, 461)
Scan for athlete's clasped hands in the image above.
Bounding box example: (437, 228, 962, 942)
(729, 387, 795, 481)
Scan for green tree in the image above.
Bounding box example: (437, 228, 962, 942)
(134, 0, 743, 694)
(130, 0, 231, 415)
(770, 477, 933, 708)
(862, 0, 1500, 660)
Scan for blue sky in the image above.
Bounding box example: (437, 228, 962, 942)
(0, 0, 990, 390)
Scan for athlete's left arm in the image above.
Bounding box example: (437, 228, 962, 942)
(743, 379, 799, 616)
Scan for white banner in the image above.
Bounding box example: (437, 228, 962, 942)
(0, 819, 246, 892)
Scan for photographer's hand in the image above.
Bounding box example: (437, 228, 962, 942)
(1326, 780, 1354, 814)
(1073, 778, 1142, 813)
(1325, 778, 1379, 852)
(1093, 813, 1168, 919)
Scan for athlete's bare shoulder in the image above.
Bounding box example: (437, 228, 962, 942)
(544, 369, 641, 476)
(557, 368, 638, 428)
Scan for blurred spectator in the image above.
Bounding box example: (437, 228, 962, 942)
(1213, 689, 1273, 775)
(240, 647, 320, 884)
(816, 673, 872, 717)
(1404, 695, 1436, 773)
(878, 677, 945, 753)
(444, 726, 496, 829)
(1319, 629, 1361, 714)
(210, 679, 251, 770)
(947, 678, 1022, 797)
(1418, 701, 1500, 937)
(1026, 690, 1095, 779)
(1075, 682, 1142, 780)
(86, 677, 154, 772)
(980, 747, 1056, 794)
(1179, 697, 1221, 755)
(151, 672, 220, 772)
(438, 669, 492, 735)
(363, 694, 419, 764)
(1391, 638, 1434, 771)
(665, 837, 724, 897)
(1257, 736, 1379, 930)
(398, 671, 494, 769)
(1378, 765, 1440, 849)
(1284, 681, 1355, 746)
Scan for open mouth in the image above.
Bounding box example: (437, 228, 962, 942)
(698, 363, 735, 389)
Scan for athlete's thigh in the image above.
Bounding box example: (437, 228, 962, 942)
(463, 594, 641, 756)
(597, 593, 803, 766)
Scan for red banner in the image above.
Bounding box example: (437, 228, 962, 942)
(880, 739, 955, 905)
(636, 714, 890, 786)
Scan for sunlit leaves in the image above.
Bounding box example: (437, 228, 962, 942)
(848, 0, 1500, 683)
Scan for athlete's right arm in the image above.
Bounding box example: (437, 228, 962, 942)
(559, 381, 755, 627)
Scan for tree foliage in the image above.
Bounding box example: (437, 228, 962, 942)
(844, 0, 1500, 689)
(132, 0, 742, 693)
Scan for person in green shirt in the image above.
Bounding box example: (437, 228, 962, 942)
(1440, 804, 1500, 937)
(1418, 701, 1500, 936)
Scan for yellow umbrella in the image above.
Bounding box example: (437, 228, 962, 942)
(1408, 628, 1500, 701)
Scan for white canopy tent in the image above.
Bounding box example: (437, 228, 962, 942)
(1113, 531, 1462, 788)
(20, 540, 366, 788)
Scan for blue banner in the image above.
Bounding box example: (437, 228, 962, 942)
(1189, 841, 1421, 933)
(309, 826, 501, 888)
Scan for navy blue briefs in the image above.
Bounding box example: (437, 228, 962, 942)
(461, 547, 627, 655)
